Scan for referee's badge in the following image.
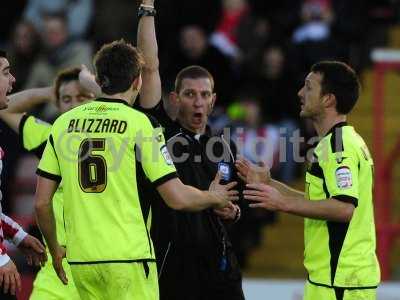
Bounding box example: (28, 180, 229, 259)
(160, 145, 173, 165)
(218, 162, 232, 182)
(335, 166, 352, 189)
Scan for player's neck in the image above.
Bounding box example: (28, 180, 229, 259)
(101, 90, 138, 106)
(313, 114, 347, 137)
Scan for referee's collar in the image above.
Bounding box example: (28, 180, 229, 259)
(95, 98, 131, 106)
(180, 124, 212, 139)
(325, 121, 348, 137)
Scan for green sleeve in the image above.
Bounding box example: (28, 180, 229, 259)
(19, 114, 51, 154)
(137, 116, 177, 186)
(320, 148, 359, 206)
(36, 131, 62, 183)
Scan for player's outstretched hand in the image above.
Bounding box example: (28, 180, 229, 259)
(244, 183, 287, 211)
(18, 234, 47, 267)
(209, 172, 239, 209)
(52, 246, 68, 285)
(0, 260, 21, 295)
(235, 157, 270, 184)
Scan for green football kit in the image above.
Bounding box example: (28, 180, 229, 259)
(37, 98, 177, 300)
(304, 122, 380, 300)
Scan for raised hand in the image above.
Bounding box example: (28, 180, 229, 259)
(208, 172, 239, 209)
(18, 234, 47, 267)
(235, 157, 270, 184)
(79, 64, 101, 96)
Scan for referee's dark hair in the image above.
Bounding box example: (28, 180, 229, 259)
(0, 50, 7, 58)
(311, 61, 360, 114)
(94, 39, 144, 95)
(175, 65, 214, 93)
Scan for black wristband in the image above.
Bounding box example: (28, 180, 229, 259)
(138, 6, 156, 18)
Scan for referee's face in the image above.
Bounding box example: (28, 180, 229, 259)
(176, 78, 216, 134)
(298, 72, 325, 119)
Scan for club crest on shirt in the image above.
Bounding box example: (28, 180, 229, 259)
(160, 145, 173, 165)
(335, 166, 352, 189)
(218, 162, 231, 182)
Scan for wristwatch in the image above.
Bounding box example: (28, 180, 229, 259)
(138, 5, 156, 18)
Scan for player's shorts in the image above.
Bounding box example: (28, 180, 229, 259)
(70, 260, 159, 300)
(30, 255, 80, 300)
(304, 281, 377, 300)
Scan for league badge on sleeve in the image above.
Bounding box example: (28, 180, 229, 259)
(160, 145, 173, 165)
(335, 166, 352, 189)
(218, 162, 232, 182)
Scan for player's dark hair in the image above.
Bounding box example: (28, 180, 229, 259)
(54, 66, 81, 104)
(175, 65, 214, 93)
(0, 50, 7, 58)
(94, 39, 144, 95)
(311, 61, 360, 114)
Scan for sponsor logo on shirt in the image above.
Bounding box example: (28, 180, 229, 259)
(335, 166, 352, 189)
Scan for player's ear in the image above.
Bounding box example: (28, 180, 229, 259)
(323, 93, 336, 109)
(208, 93, 217, 115)
(169, 91, 179, 105)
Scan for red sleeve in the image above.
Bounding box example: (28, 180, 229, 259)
(1, 214, 27, 246)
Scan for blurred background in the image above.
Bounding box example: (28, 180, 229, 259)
(1, 0, 400, 299)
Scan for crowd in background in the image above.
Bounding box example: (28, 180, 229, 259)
(1, 0, 399, 271)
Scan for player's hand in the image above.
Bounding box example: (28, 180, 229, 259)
(18, 234, 47, 267)
(79, 64, 102, 96)
(208, 172, 239, 209)
(244, 183, 288, 211)
(214, 202, 240, 221)
(235, 157, 270, 184)
(0, 260, 21, 295)
(51, 246, 68, 285)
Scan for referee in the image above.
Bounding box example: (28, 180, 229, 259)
(239, 61, 380, 300)
(136, 1, 245, 299)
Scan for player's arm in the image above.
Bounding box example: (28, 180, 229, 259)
(34, 133, 68, 284)
(244, 183, 354, 222)
(34, 176, 59, 256)
(34, 176, 67, 284)
(0, 87, 53, 132)
(236, 157, 304, 198)
(157, 172, 238, 211)
(137, 0, 162, 108)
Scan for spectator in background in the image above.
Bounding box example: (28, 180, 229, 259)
(292, 0, 334, 44)
(24, 12, 92, 94)
(23, 0, 93, 40)
(290, 0, 348, 80)
(6, 20, 40, 92)
(235, 14, 270, 69)
(210, 0, 250, 60)
(242, 43, 300, 182)
(162, 25, 235, 107)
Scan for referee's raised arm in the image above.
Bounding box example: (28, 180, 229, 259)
(137, 0, 161, 109)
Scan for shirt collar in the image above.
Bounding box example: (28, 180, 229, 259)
(324, 121, 348, 137)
